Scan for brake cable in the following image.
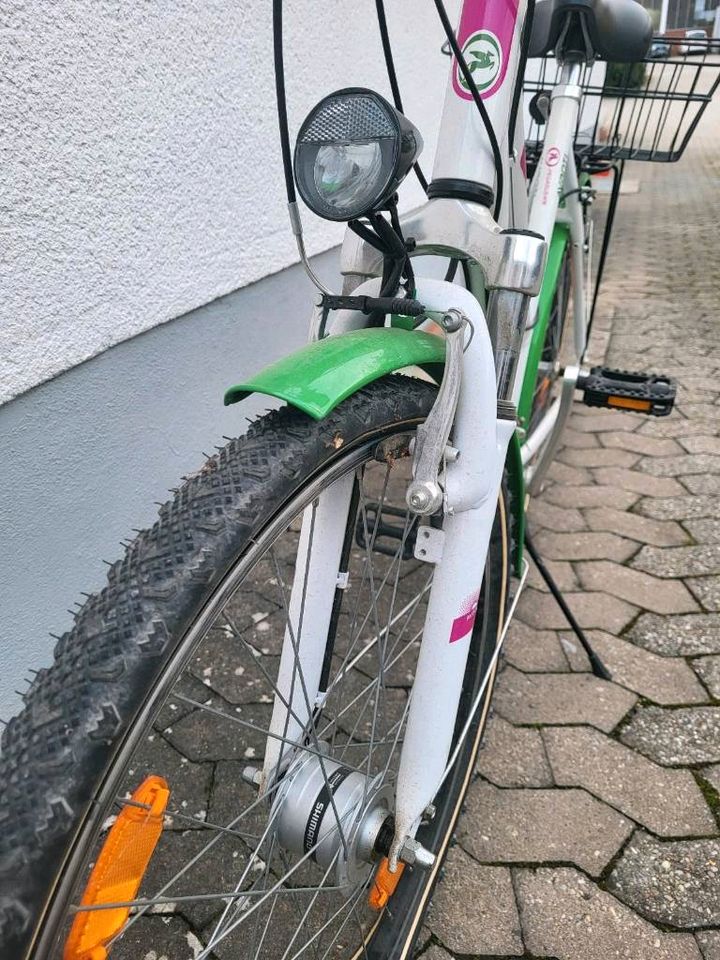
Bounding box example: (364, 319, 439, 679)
(432, 0, 505, 220)
(374, 0, 429, 194)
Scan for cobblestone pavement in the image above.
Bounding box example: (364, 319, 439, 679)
(419, 75, 720, 960)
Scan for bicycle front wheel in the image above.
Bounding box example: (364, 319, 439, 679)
(1, 375, 508, 960)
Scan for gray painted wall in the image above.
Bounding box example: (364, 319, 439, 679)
(3, 0, 456, 404)
(0, 249, 339, 720)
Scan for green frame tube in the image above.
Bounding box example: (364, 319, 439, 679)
(517, 222, 570, 430)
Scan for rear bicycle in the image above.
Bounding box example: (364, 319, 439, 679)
(520, 36, 720, 483)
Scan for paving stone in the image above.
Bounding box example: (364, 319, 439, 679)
(516, 867, 703, 960)
(542, 484, 640, 510)
(693, 657, 720, 699)
(527, 501, 588, 533)
(601, 431, 684, 457)
(124, 733, 213, 831)
(631, 544, 720, 579)
(633, 486, 720, 518)
(584, 506, 690, 547)
(461, 781, 632, 876)
(701, 765, 720, 796)
(428, 846, 523, 956)
(559, 427, 602, 448)
(109, 914, 197, 960)
(676, 404, 720, 423)
(559, 445, 641, 468)
(684, 518, 720, 544)
(545, 459, 593, 485)
(532, 530, 638, 563)
(620, 705, 720, 765)
(526, 558, 579, 594)
(592, 466, 686, 497)
(557, 631, 592, 671)
(516, 586, 638, 633)
(680, 436, 720, 455)
(165, 700, 272, 762)
(640, 454, 720, 478)
(416, 945, 454, 960)
(607, 832, 720, 929)
(503, 620, 569, 673)
(575, 560, 699, 614)
(494, 666, 636, 732)
(688, 576, 720, 612)
(573, 411, 640, 433)
(628, 612, 720, 656)
(638, 418, 720, 439)
(681, 473, 720, 496)
(696, 930, 720, 960)
(587, 631, 707, 705)
(477, 715, 553, 787)
(543, 726, 715, 836)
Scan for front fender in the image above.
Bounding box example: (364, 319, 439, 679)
(224, 323, 525, 574)
(224, 327, 446, 420)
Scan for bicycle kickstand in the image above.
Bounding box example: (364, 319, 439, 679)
(524, 532, 612, 682)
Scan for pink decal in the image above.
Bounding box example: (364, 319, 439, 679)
(449, 592, 481, 644)
(545, 146, 561, 166)
(452, 0, 520, 102)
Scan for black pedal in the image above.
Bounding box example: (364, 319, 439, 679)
(577, 366, 676, 417)
(355, 502, 419, 560)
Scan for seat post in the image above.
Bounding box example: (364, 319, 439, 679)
(558, 60, 584, 85)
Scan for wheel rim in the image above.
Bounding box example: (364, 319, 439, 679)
(38, 432, 448, 960)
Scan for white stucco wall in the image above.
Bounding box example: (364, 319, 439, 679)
(2, 0, 458, 405)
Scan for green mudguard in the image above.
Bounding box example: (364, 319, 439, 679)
(224, 327, 446, 420)
(224, 325, 525, 573)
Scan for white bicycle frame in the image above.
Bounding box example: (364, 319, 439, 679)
(264, 0, 589, 865)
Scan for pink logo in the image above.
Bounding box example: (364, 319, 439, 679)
(545, 147, 561, 166)
(449, 592, 481, 643)
(452, 0, 519, 102)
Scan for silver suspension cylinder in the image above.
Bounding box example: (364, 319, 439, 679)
(489, 288, 532, 401)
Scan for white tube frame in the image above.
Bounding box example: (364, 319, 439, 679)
(266, 11, 587, 859)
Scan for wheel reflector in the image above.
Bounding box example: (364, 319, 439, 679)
(63, 775, 170, 960)
(368, 857, 405, 911)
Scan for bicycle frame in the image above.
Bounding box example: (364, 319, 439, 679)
(260, 0, 589, 866)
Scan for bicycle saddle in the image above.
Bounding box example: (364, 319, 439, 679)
(529, 0, 652, 62)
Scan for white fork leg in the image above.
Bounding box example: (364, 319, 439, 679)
(262, 473, 355, 786)
(391, 417, 514, 866)
(390, 279, 512, 865)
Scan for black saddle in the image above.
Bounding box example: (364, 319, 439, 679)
(529, 0, 652, 62)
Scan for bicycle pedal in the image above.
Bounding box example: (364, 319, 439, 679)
(576, 366, 676, 417)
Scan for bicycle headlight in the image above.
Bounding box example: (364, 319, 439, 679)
(293, 88, 423, 222)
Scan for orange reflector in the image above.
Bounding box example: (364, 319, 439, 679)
(368, 857, 405, 911)
(64, 775, 170, 960)
(607, 395, 652, 412)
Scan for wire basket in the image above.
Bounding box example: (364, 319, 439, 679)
(524, 36, 720, 165)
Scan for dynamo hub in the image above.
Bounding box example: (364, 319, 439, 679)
(271, 747, 393, 888)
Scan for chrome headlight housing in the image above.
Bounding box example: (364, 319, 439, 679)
(294, 88, 423, 222)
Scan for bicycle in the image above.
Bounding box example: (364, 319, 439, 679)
(2, 2, 718, 958)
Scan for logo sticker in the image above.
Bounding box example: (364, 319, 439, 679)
(449, 591, 481, 644)
(545, 146, 561, 166)
(457, 31, 502, 96)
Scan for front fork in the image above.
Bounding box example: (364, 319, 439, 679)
(263, 259, 544, 867)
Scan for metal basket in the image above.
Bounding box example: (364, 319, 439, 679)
(524, 37, 720, 165)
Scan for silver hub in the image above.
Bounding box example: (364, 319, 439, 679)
(272, 748, 392, 887)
